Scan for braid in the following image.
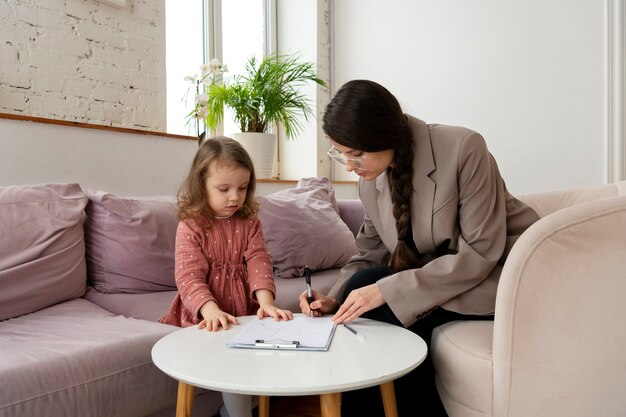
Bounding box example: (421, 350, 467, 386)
(389, 125, 421, 272)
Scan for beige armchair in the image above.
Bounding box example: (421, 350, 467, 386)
(432, 182, 626, 417)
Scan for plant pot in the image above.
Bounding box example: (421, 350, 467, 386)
(230, 132, 277, 180)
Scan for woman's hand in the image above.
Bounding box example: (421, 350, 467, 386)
(332, 283, 385, 323)
(256, 304, 293, 321)
(198, 301, 239, 331)
(298, 289, 339, 317)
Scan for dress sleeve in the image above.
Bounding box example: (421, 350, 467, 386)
(175, 220, 217, 320)
(243, 216, 276, 301)
(378, 132, 508, 326)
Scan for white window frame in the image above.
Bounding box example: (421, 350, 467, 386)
(202, 0, 277, 137)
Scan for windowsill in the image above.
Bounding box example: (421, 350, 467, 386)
(0, 112, 196, 141)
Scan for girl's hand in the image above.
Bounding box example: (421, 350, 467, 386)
(198, 301, 239, 331)
(332, 283, 385, 324)
(257, 304, 293, 321)
(299, 289, 339, 317)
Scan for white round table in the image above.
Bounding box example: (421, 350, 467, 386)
(151, 314, 427, 417)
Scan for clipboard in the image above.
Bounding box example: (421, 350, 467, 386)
(226, 315, 337, 351)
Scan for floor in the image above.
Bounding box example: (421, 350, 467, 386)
(254, 395, 321, 417)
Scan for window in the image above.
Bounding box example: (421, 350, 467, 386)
(165, 1, 204, 136)
(165, 0, 272, 136)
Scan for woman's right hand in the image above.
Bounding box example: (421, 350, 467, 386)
(198, 301, 239, 331)
(298, 289, 339, 317)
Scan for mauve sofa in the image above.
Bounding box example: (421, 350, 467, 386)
(0, 179, 363, 417)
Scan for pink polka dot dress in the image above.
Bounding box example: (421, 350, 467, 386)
(160, 215, 275, 327)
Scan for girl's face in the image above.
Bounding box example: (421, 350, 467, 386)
(205, 161, 251, 218)
(329, 140, 394, 181)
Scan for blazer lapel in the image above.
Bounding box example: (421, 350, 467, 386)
(408, 116, 437, 253)
(375, 172, 397, 249)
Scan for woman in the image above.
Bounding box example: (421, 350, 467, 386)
(299, 80, 540, 416)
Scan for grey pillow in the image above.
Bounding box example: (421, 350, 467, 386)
(257, 177, 357, 278)
(84, 190, 179, 294)
(0, 183, 88, 320)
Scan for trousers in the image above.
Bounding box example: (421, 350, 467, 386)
(339, 266, 493, 417)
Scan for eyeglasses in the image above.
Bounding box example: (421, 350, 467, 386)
(326, 146, 368, 169)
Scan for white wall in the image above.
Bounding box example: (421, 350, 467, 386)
(1, 1, 622, 195)
(0, 117, 358, 198)
(331, 0, 618, 194)
(0, 118, 194, 196)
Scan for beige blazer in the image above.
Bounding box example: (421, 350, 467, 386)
(329, 116, 540, 327)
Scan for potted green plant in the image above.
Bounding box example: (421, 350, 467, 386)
(192, 53, 326, 139)
(186, 53, 326, 178)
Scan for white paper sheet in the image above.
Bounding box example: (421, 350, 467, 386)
(226, 315, 337, 351)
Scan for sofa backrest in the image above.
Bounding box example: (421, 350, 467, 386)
(83, 183, 364, 293)
(337, 199, 365, 237)
(0, 181, 365, 314)
(0, 183, 88, 321)
(518, 180, 626, 217)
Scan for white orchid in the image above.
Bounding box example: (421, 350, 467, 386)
(208, 58, 227, 74)
(195, 106, 209, 119)
(195, 93, 208, 104)
(199, 58, 227, 81)
(186, 58, 228, 138)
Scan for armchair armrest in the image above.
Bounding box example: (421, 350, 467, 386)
(493, 195, 626, 417)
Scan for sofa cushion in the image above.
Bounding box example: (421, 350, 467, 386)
(84, 288, 179, 322)
(257, 177, 358, 278)
(0, 298, 186, 417)
(84, 190, 178, 294)
(0, 183, 88, 321)
(432, 320, 494, 417)
(84, 267, 345, 321)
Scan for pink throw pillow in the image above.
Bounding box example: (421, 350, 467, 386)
(0, 183, 88, 320)
(84, 190, 178, 294)
(257, 177, 358, 278)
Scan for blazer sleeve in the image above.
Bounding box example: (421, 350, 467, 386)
(175, 220, 217, 320)
(378, 132, 508, 327)
(328, 212, 390, 300)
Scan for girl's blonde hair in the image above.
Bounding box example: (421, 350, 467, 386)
(177, 136, 259, 221)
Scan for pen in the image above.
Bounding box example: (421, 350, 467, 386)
(343, 323, 366, 342)
(304, 266, 314, 317)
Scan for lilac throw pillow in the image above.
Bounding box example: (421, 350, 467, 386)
(84, 190, 179, 294)
(0, 183, 88, 320)
(257, 177, 357, 278)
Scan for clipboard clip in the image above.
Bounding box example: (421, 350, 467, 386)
(254, 339, 300, 349)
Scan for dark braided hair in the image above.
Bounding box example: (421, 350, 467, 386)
(323, 80, 421, 272)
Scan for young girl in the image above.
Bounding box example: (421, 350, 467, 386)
(160, 137, 292, 417)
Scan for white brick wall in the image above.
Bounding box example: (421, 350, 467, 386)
(0, 0, 166, 132)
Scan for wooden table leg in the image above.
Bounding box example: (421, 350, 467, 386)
(176, 381, 196, 417)
(258, 395, 270, 417)
(379, 381, 398, 417)
(319, 392, 341, 417)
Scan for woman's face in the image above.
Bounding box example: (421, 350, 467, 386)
(329, 140, 394, 181)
